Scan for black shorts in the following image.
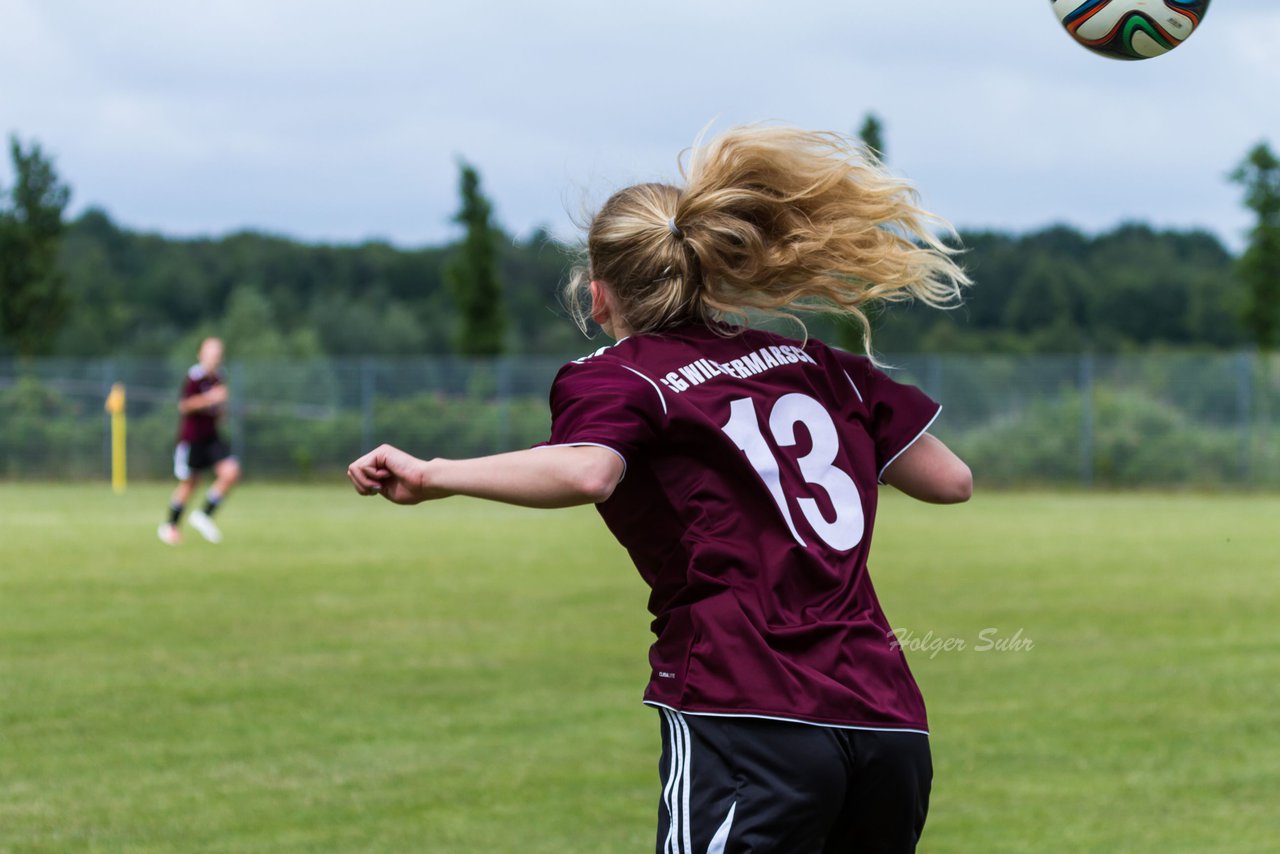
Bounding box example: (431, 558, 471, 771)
(173, 438, 234, 480)
(655, 709, 931, 854)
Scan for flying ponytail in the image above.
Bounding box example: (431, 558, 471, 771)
(565, 125, 970, 352)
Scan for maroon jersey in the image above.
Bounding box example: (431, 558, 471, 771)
(545, 322, 940, 732)
(177, 364, 225, 444)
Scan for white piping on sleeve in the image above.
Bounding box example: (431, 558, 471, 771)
(842, 369, 864, 403)
(534, 442, 627, 480)
(620, 364, 668, 416)
(877, 406, 942, 484)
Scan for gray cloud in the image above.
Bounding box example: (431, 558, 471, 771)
(1, 0, 1275, 250)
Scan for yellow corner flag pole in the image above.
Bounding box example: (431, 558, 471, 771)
(104, 382, 127, 494)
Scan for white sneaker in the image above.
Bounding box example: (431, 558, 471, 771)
(189, 510, 223, 544)
(157, 523, 182, 546)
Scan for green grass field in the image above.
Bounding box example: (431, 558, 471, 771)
(2, 484, 1278, 852)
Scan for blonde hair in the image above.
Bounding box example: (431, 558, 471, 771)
(565, 125, 970, 352)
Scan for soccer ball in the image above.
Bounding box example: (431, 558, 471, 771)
(1051, 0, 1210, 60)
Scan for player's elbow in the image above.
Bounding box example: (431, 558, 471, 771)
(576, 468, 620, 504)
(574, 457, 624, 504)
(934, 463, 973, 504)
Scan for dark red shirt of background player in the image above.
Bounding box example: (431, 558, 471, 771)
(178, 364, 225, 444)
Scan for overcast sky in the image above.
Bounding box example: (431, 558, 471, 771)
(2, 0, 1277, 251)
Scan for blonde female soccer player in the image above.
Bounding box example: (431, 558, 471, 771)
(347, 127, 972, 853)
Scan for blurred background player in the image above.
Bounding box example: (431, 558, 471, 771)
(158, 337, 240, 545)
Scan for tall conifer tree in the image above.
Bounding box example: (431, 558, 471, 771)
(0, 136, 71, 357)
(445, 162, 506, 356)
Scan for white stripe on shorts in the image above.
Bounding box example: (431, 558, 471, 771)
(706, 801, 736, 854)
(677, 712, 692, 854)
(662, 708, 681, 854)
(173, 442, 191, 480)
(661, 708, 696, 854)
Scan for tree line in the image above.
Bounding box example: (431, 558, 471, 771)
(2, 133, 1278, 361)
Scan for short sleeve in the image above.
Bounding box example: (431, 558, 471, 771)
(839, 354, 941, 483)
(541, 358, 666, 473)
(180, 377, 199, 399)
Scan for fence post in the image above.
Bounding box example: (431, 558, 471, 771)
(229, 362, 246, 461)
(926, 354, 943, 402)
(361, 358, 375, 452)
(1079, 352, 1094, 488)
(496, 357, 512, 453)
(1237, 350, 1253, 484)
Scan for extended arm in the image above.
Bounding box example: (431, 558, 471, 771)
(346, 444, 626, 509)
(178, 384, 228, 414)
(881, 433, 972, 504)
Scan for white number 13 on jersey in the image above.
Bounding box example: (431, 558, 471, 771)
(721, 393, 864, 551)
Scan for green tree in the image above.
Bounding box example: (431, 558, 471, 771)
(0, 136, 72, 357)
(445, 161, 506, 356)
(834, 115, 885, 353)
(209, 285, 321, 360)
(837, 113, 889, 354)
(1230, 142, 1280, 351)
(1002, 255, 1084, 341)
(1230, 141, 1280, 478)
(858, 113, 886, 162)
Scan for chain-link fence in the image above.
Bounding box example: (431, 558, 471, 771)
(1, 352, 1277, 487)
